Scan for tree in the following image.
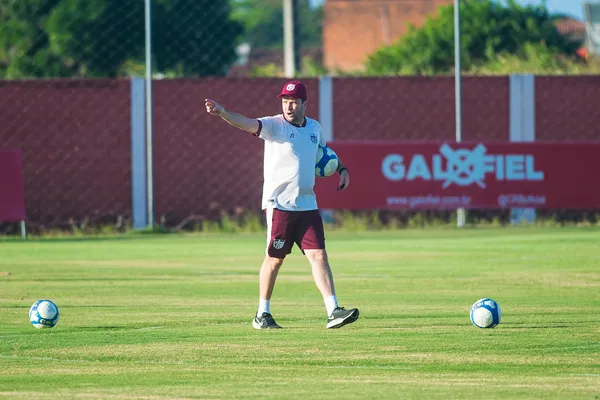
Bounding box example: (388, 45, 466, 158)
(232, 0, 322, 49)
(152, 0, 243, 76)
(471, 43, 600, 75)
(45, 0, 145, 77)
(364, 0, 582, 75)
(0, 0, 242, 78)
(0, 0, 68, 78)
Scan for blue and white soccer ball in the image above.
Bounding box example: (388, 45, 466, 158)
(470, 298, 501, 329)
(315, 145, 339, 177)
(29, 300, 60, 329)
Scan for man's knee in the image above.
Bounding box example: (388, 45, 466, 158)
(305, 249, 328, 264)
(264, 256, 285, 270)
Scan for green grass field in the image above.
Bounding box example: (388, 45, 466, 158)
(1, 227, 599, 399)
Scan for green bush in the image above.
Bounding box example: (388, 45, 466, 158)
(3, 209, 600, 239)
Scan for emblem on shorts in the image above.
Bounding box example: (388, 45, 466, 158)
(310, 134, 317, 143)
(273, 239, 285, 249)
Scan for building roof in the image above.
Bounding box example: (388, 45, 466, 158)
(554, 17, 586, 36)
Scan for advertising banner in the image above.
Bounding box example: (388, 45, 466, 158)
(315, 142, 600, 210)
(0, 149, 26, 221)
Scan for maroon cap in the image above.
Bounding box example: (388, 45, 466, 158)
(277, 81, 307, 101)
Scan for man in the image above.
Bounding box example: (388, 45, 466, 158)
(205, 80, 359, 330)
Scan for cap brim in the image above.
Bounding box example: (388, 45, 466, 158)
(277, 93, 304, 99)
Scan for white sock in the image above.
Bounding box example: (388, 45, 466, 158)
(324, 295, 338, 316)
(257, 299, 270, 316)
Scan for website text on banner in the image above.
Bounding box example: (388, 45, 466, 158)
(0, 149, 26, 221)
(314, 142, 600, 210)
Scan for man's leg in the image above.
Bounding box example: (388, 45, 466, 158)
(304, 249, 335, 299)
(304, 248, 359, 328)
(300, 211, 359, 329)
(253, 208, 295, 330)
(259, 255, 284, 303)
(253, 255, 285, 329)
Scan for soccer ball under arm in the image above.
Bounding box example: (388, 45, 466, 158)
(315, 145, 339, 178)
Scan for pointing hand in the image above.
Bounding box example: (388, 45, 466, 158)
(205, 99, 225, 116)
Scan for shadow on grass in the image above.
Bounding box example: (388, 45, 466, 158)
(72, 326, 128, 331)
(501, 322, 587, 329)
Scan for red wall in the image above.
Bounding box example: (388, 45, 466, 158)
(0, 79, 131, 224)
(0, 76, 598, 224)
(333, 76, 509, 141)
(535, 76, 600, 141)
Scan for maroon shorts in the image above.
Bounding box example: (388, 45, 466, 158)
(265, 208, 326, 258)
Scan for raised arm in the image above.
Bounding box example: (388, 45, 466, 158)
(205, 99, 260, 134)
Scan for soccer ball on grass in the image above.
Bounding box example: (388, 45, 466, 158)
(470, 298, 501, 328)
(29, 299, 60, 329)
(315, 145, 339, 177)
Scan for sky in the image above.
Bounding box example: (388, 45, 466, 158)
(504, 0, 586, 20)
(309, 0, 589, 21)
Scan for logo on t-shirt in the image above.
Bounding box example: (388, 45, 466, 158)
(273, 239, 285, 249)
(310, 134, 317, 144)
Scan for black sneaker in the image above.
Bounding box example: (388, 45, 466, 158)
(326, 307, 359, 329)
(252, 312, 282, 329)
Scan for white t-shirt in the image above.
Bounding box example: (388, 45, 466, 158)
(255, 114, 326, 211)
